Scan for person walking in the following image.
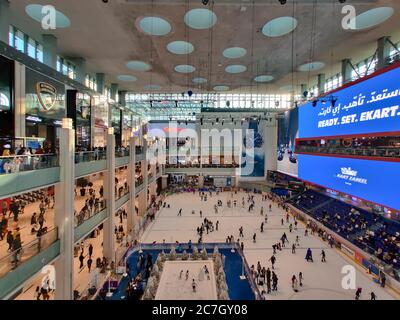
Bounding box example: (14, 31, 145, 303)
(79, 251, 85, 269)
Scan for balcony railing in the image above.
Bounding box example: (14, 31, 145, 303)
(115, 148, 130, 158)
(0, 154, 59, 175)
(0, 227, 58, 278)
(296, 146, 400, 159)
(75, 200, 107, 228)
(75, 151, 106, 164)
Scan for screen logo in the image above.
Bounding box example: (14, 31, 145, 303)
(336, 167, 367, 185)
(36, 82, 57, 111)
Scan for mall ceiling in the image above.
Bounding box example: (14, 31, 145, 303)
(8, 0, 400, 94)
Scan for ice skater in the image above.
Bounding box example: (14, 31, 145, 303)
(239, 226, 244, 237)
(321, 249, 326, 263)
(305, 248, 313, 262)
(179, 270, 183, 279)
(178, 208, 182, 216)
(291, 275, 298, 292)
(269, 255, 276, 270)
(355, 287, 362, 300)
(192, 279, 197, 292)
(185, 270, 189, 280)
(253, 233, 256, 243)
(292, 243, 296, 254)
(260, 222, 264, 233)
(299, 272, 303, 287)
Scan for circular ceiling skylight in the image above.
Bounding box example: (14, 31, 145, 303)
(117, 75, 137, 82)
(298, 61, 325, 72)
(214, 85, 230, 91)
(348, 7, 394, 30)
(184, 8, 217, 30)
(254, 75, 274, 82)
(145, 85, 161, 91)
(167, 41, 194, 55)
(192, 77, 208, 84)
(127, 60, 151, 71)
(223, 47, 247, 59)
(175, 65, 196, 73)
(262, 16, 297, 37)
(138, 16, 172, 36)
(225, 65, 247, 74)
(25, 4, 71, 28)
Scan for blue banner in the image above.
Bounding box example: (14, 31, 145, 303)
(298, 154, 400, 210)
(299, 66, 400, 138)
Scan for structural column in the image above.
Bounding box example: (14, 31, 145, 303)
(377, 36, 391, 69)
(54, 119, 75, 300)
(263, 119, 278, 176)
(341, 59, 353, 84)
(0, 0, 10, 43)
(317, 74, 326, 95)
(143, 139, 149, 212)
(103, 130, 116, 262)
(14, 62, 26, 138)
(127, 136, 136, 235)
(70, 58, 86, 84)
(42, 34, 58, 70)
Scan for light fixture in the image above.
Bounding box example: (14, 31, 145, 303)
(62, 118, 73, 129)
(279, 0, 287, 5)
(108, 127, 114, 135)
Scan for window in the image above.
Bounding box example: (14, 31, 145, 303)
(8, 26, 44, 63)
(85, 75, 97, 91)
(15, 30, 25, 52)
(27, 38, 36, 59)
(57, 56, 76, 80)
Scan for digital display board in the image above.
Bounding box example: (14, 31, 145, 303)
(298, 154, 400, 210)
(277, 108, 298, 177)
(299, 66, 400, 138)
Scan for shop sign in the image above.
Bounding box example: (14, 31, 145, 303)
(36, 82, 57, 111)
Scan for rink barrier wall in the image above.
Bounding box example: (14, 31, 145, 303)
(288, 204, 400, 294)
(114, 243, 262, 300)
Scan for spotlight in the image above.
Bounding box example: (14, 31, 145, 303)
(278, 0, 286, 4)
(338, 0, 346, 3)
(187, 90, 193, 97)
(202, 0, 209, 5)
(102, 0, 109, 3)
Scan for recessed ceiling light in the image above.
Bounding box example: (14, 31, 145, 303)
(348, 7, 394, 30)
(118, 75, 137, 82)
(126, 61, 151, 71)
(262, 16, 297, 37)
(223, 47, 247, 59)
(175, 65, 196, 73)
(167, 41, 195, 55)
(138, 16, 171, 36)
(25, 4, 71, 28)
(192, 77, 208, 84)
(144, 85, 161, 91)
(298, 62, 325, 72)
(214, 85, 230, 91)
(184, 8, 217, 30)
(225, 65, 247, 74)
(254, 75, 274, 82)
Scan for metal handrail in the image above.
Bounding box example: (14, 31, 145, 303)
(0, 227, 58, 277)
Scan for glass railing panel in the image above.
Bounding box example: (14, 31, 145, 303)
(0, 227, 58, 278)
(74, 151, 106, 164)
(0, 154, 59, 175)
(75, 201, 107, 228)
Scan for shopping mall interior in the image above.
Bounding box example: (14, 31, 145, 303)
(0, 0, 399, 302)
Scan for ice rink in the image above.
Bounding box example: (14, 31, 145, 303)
(142, 191, 398, 300)
(155, 261, 218, 300)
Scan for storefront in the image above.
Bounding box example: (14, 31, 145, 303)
(111, 105, 122, 147)
(67, 90, 92, 150)
(122, 112, 133, 147)
(93, 98, 109, 148)
(25, 67, 66, 152)
(0, 55, 14, 154)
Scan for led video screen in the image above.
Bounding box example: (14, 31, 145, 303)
(299, 66, 400, 138)
(298, 154, 400, 210)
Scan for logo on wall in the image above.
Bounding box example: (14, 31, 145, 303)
(336, 167, 368, 185)
(36, 82, 57, 111)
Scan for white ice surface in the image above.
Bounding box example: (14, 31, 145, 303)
(141, 191, 398, 300)
(155, 260, 218, 300)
